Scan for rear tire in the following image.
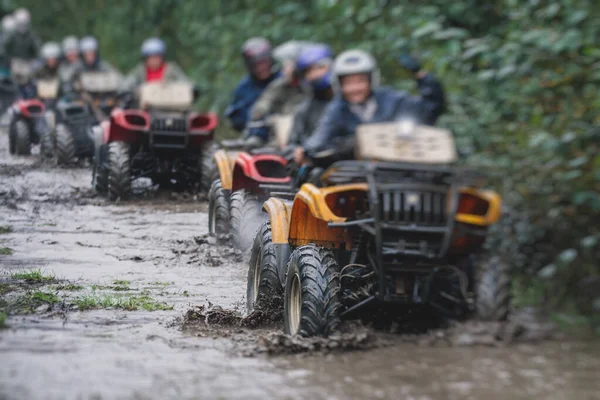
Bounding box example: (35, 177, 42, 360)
(107, 141, 131, 201)
(475, 256, 511, 321)
(55, 123, 76, 165)
(284, 245, 341, 337)
(247, 221, 281, 313)
(229, 189, 264, 252)
(14, 119, 31, 155)
(208, 179, 230, 238)
(40, 128, 55, 159)
(200, 144, 218, 194)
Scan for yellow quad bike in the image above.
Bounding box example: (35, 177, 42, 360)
(208, 114, 294, 248)
(247, 121, 509, 337)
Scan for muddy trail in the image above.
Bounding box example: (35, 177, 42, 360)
(0, 132, 599, 400)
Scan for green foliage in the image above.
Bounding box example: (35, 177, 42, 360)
(0, 312, 7, 329)
(10, 269, 56, 283)
(0, 247, 13, 255)
(0, 225, 12, 234)
(75, 294, 173, 311)
(4, 0, 598, 319)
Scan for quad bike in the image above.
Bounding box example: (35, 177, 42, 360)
(247, 121, 510, 337)
(7, 59, 47, 155)
(53, 71, 122, 165)
(207, 114, 295, 250)
(93, 81, 218, 200)
(0, 76, 18, 118)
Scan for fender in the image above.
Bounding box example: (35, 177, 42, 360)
(288, 183, 368, 248)
(455, 188, 502, 227)
(231, 152, 291, 193)
(107, 108, 149, 143)
(18, 99, 44, 118)
(189, 112, 218, 146)
(101, 120, 111, 144)
(213, 149, 239, 191)
(263, 197, 294, 285)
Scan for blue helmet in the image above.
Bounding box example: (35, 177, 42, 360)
(296, 44, 333, 75)
(296, 44, 333, 91)
(141, 37, 166, 57)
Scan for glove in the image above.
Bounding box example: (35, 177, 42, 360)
(398, 53, 421, 74)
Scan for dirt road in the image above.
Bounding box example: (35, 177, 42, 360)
(0, 133, 598, 400)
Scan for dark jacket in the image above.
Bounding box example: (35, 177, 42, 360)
(5, 30, 40, 60)
(289, 96, 330, 146)
(303, 74, 445, 155)
(225, 72, 279, 132)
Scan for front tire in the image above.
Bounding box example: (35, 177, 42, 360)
(40, 128, 55, 159)
(475, 256, 511, 321)
(13, 119, 31, 155)
(229, 189, 264, 252)
(247, 221, 281, 314)
(208, 179, 230, 238)
(284, 245, 341, 337)
(107, 141, 131, 201)
(200, 144, 218, 194)
(55, 123, 76, 165)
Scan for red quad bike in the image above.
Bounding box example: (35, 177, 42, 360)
(208, 115, 295, 251)
(93, 82, 217, 200)
(8, 98, 46, 155)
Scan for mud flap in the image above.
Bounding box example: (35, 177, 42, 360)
(273, 243, 292, 287)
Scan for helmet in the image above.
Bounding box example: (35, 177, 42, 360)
(80, 36, 99, 53)
(272, 41, 311, 65)
(141, 37, 166, 57)
(296, 43, 333, 75)
(41, 42, 61, 60)
(331, 49, 379, 92)
(2, 15, 16, 34)
(13, 8, 30, 32)
(62, 36, 79, 55)
(242, 37, 272, 68)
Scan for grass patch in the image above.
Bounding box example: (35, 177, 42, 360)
(1, 290, 61, 314)
(38, 222, 57, 227)
(0, 283, 16, 296)
(10, 269, 56, 283)
(75, 294, 173, 312)
(29, 291, 59, 304)
(0, 312, 7, 329)
(54, 283, 83, 291)
(0, 247, 13, 255)
(0, 225, 12, 234)
(113, 280, 131, 286)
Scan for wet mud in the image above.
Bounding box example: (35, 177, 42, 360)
(1, 131, 599, 400)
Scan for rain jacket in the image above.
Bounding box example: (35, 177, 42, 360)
(122, 61, 190, 92)
(250, 77, 305, 120)
(289, 95, 331, 146)
(225, 72, 279, 132)
(303, 74, 445, 156)
(4, 30, 40, 60)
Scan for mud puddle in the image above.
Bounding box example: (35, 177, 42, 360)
(1, 131, 599, 400)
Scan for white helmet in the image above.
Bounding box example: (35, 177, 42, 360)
(80, 36, 98, 53)
(2, 15, 16, 34)
(62, 36, 79, 55)
(272, 40, 312, 64)
(13, 8, 31, 32)
(41, 42, 61, 60)
(331, 49, 380, 92)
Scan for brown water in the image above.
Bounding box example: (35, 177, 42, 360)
(0, 132, 598, 400)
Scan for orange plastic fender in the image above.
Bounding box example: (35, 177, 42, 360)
(455, 188, 502, 226)
(262, 197, 293, 244)
(288, 183, 368, 248)
(213, 149, 240, 191)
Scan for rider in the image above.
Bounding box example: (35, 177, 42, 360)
(225, 37, 279, 133)
(58, 36, 80, 86)
(4, 8, 40, 61)
(122, 37, 190, 91)
(35, 42, 61, 80)
(295, 49, 445, 164)
(289, 43, 334, 147)
(77, 36, 118, 73)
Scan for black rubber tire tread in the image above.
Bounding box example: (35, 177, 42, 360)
(93, 144, 109, 194)
(284, 244, 341, 337)
(55, 123, 76, 165)
(107, 141, 131, 201)
(246, 221, 282, 313)
(475, 256, 511, 321)
(229, 189, 263, 252)
(8, 117, 16, 154)
(40, 128, 55, 159)
(208, 179, 230, 237)
(200, 144, 218, 194)
(14, 119, 31, 155)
